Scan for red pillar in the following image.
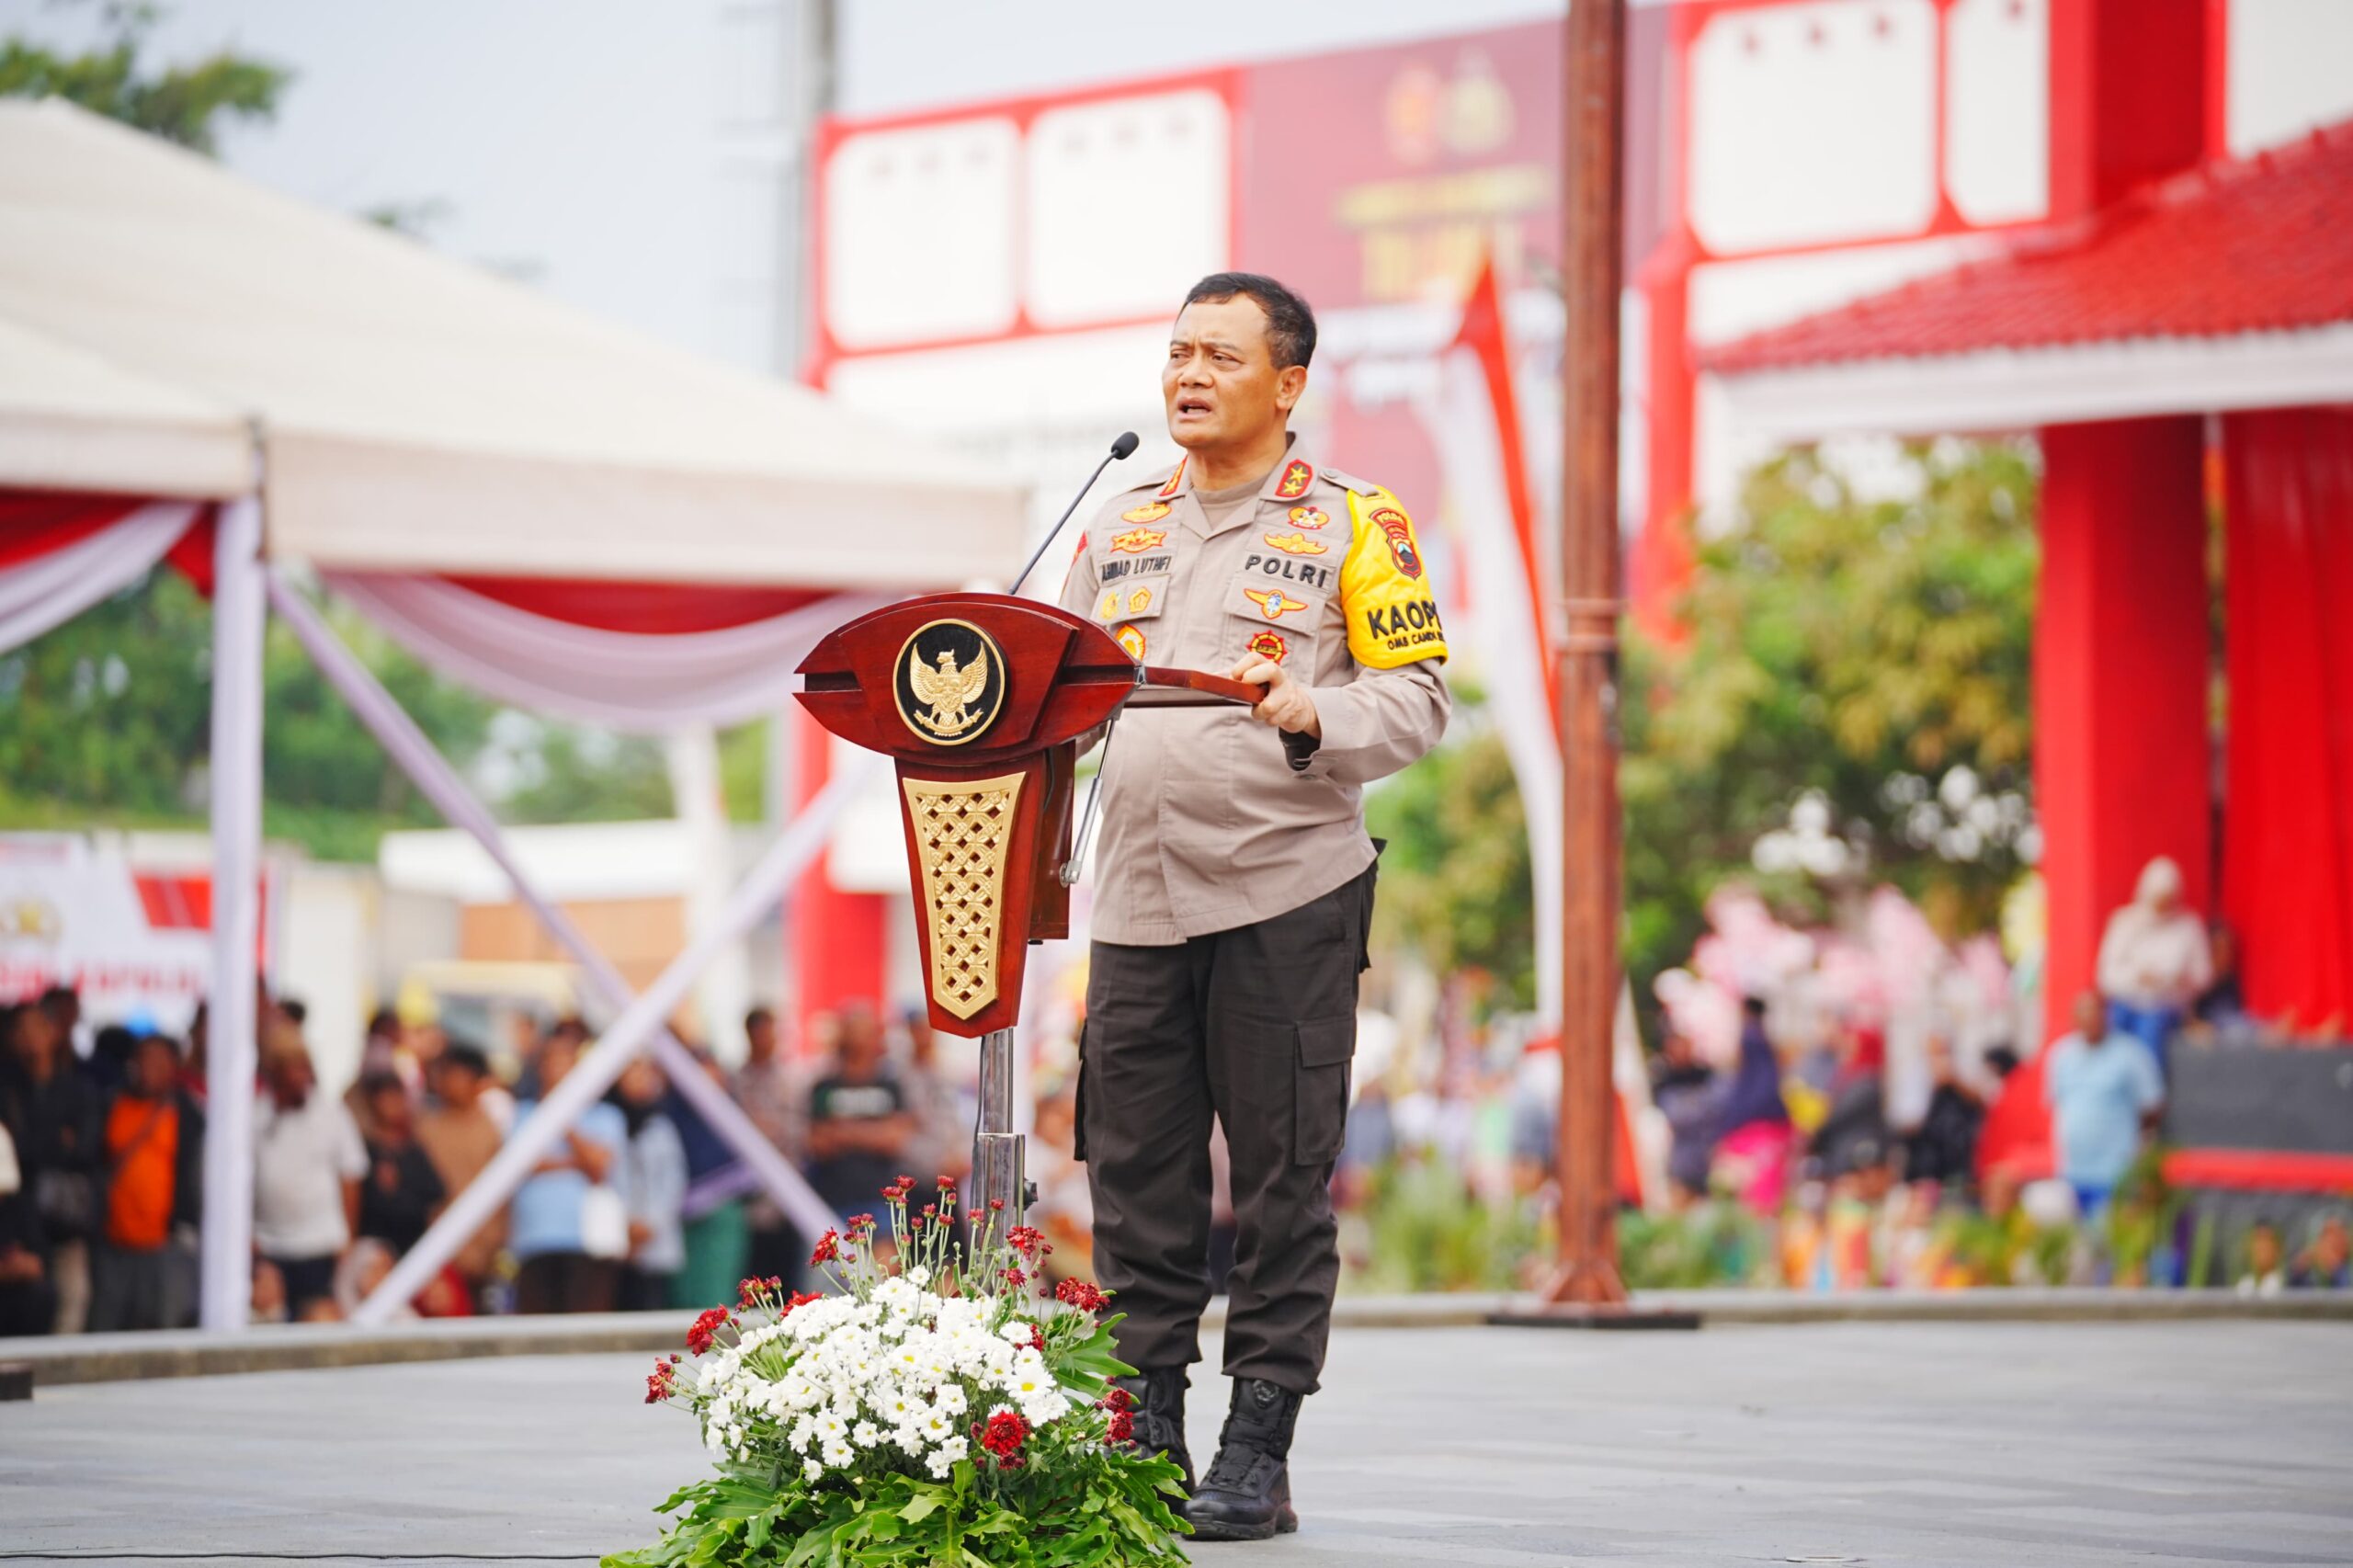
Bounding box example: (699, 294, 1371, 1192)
(2034, 418, 2212, 1045)
(2031, 0, 2213, 1047)
(790, 708, 888, 1050)
(2047, 0, 2208, 219)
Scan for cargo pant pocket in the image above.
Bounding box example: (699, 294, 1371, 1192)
(1293, 1015, 1357, 1165)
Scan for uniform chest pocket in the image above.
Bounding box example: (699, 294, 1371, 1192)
(1222, 554, 1332, 668)
(1092, 572, 1171, 626)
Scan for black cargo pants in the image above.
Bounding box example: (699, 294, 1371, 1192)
(1076, 859, 1374, 1396)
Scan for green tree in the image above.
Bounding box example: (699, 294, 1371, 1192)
(0, 2, 290, 151)
(1371, 440, 2039, 1018)
(1367, 718, 1539, 1009)
(1628, 440, 2036, 955)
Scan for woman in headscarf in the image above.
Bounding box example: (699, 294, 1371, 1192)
(2095, 856, 2212, 1075)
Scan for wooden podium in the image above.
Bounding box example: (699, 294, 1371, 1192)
(795, 592, 1252, 1221)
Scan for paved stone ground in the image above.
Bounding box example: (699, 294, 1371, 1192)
(4, 1320, 2349, 1567)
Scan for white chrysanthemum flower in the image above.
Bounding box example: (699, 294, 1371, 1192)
(1000, 1321, 1035, 1345)
(921, 1409, 952, 1441)
(851, 1420, 881, 1448)
(802, 1458, 824, 1482)
(905, 1265, 932, 1289)
(934, 1383, 967, 1416)
(821, 1439, 854, 1468)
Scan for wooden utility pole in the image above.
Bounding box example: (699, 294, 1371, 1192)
(1546, 0, 1630, 1308)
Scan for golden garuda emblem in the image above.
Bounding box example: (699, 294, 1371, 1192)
(893, 619, 1007, 746)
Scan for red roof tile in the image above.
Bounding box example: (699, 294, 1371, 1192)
(1706, 119, 2353, 374)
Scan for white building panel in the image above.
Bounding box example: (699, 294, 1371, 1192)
(2228, 0, 2353, 156)
(1690, 0, 1940, 254)
(1945, 0, 2049, 224)
(1026, 90, 1230, 328)
(824, 117, 1021, 349)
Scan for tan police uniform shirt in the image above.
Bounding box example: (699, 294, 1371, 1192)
(1058, 437, 1451, 946)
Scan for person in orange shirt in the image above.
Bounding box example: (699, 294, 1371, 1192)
(90, 1035, 204, 1333)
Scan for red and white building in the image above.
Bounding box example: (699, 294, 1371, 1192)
(802, 0, 2353, 1058)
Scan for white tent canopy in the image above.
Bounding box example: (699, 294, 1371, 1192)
(0, 97, 1030, 1332)
(0, 314, 248, 498)
(0, 98, 1024, 585)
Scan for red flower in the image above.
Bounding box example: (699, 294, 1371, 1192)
(1100, 1385, 1135, 1414)
(644, 1359, 677, 1403)
(1029, 1324, 1047, 1353)
(810, 1230, 841, 1266)
(1054, 1278, 1109, 1313)
(979, 1409, 1030, 1460)
(782, 1290, 822, 1317)
(1006, 1224, 1046, 1258)
(1107, 1410, 1135, 1443)
(686, 1306, 732, 1358)
(736, 1275, 784, 1310)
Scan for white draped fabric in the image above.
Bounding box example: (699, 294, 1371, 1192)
(322, 572, 893, 732)
(0, 501, 199, 653)
(1419, 286, 1565, 1033)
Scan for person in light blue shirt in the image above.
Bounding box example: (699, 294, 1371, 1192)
(506, 1030, 628, 1313)
(2043, 989, 2165, 1216)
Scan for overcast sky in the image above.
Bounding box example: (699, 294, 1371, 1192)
(0, 0, 1572, 364)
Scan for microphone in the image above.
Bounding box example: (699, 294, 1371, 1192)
(1006, 432, 1140, 597)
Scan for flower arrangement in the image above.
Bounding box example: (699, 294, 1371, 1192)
(606, 1176, 1188, 1567)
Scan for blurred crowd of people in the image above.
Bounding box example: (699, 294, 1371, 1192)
(0, 985, 977, 1335)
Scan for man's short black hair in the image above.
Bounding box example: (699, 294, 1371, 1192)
(1181, 272, 1316, 369)
(439, 1041, 492, 1080)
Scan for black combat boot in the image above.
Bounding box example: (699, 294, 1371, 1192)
(1112, 1367, 1195, 1501)
(1184, 1377, 1302, 1542)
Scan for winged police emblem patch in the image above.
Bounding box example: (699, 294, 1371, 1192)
(893, 619, 1007, 746)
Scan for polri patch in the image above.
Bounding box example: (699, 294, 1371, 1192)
(1263, 530, 1329, 556)
(1287, 506, 1330, 529)
(1115, 624, 1148, 661)
(1246, 630, 1290, 665)
(1110, 527, 1168, 554)
(1121, 501, 1172, 524)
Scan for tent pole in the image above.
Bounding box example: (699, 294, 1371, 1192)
(199, 495, 266, 1334)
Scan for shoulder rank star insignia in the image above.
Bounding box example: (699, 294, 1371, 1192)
(1109, 527, 1167, 553)
(1115, 624, 1148, 660)
(1156, 459, 1188, 499)
(1121, 501, 1172, 524)
(1287, 506, 1329, 529)
(1245, 630, 1289, 665)
(1273, 460, 1313, 499)
(1244, 587, 1308, 620)
(1262, 530, 1328, 556)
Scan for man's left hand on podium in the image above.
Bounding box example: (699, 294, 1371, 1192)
(1229, 655, 1321, 739)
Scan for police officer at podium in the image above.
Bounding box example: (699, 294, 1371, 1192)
(1059, 273, 1450, 1540)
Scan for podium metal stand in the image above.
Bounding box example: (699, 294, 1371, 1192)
(796, 592, 1252, 1224)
